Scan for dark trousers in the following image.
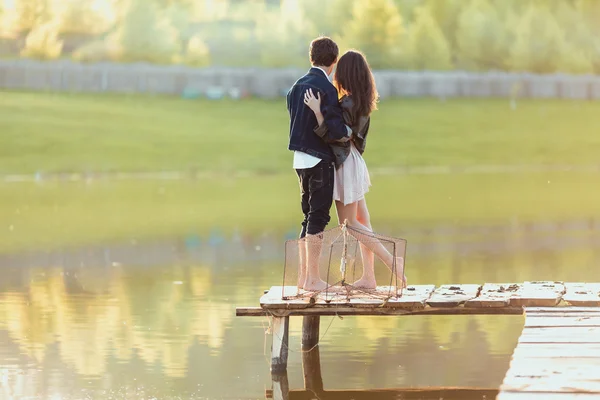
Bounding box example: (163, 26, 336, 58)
(296, 160, 335, 238)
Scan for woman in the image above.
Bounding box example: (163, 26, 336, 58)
(303, 50, 406, 289)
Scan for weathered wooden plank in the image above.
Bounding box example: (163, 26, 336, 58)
(260, 286, 312, 309)
(260, 285, 434, 309)
(426, 284, 481, 308)
(301, 316, 320, 349)
(509, 281, 565, 307)
(287, 388, 498, 400)
(506, 357, 600, 372)
(305, 286, 392, 308)
(268, 388, 500, 400)
(465, 283, 520, 308)
(260, 286, 386, 308)
(518, 326, 600, 343)
(271, 372, 289, 400)
(513, 343, 600, 358)
(271, 317, 289, 373)
(258, 283, 600, 310)
(525, 315, 600, 327)
(301, 346, 323, 395)
(564, 283, 600, 307)
(525, 307, 600, 314)
(511, 355, 600, 366)
(501, 307, 600, 397)
(236, 306, 523, 317)
(526, 313, 600, 320)
(501, 376, 600, 393)
(313, 285, 408, 307)
(497, 393, 600, 399)
(385, 285, 435, 309)
(315, 290, 382, 307)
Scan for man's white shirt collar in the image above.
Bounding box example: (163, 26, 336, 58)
(314, 66, 330, 81)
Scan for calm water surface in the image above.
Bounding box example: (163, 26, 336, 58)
(2, 219, 600, 399)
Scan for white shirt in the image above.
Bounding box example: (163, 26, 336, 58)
(293, 66, 330, 169)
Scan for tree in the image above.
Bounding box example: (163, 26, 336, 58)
(491, 0, 527, 20)
(185, 35, 211, 67)
(559, 43, 594, 75)
(299, 0, 353, 37)
(555, 5, 594, 75)
(255, 0, 316, 67)
(20, 21, 63, 59)
(154, 0, 194, 10)
(340, 0, 405, 69)
(392, 0, 422, 19)
(424, 0, 463, 50)
(455, 0, 510, 70)
(509, 4, 574, 74)
(195, 0, 228, 22)
(157, 0, 197, 49)
(407, 6, 453, 70)
(561, 0, 600, 72)
(72, 40, 115, 63)
(111, 0, 182, 64)
(12, 0, 53, 35)
(56, 0, 108, 35)
(576, 0, 600, 35)
(0, 5, 5, 35)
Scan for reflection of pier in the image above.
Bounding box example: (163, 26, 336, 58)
(237, 281, 600, 398)
(267, 345, 498, 400)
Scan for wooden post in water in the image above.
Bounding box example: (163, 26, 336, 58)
(270, 372, 289, 400)
(271, 316, 289, 373)
(302, 315, 323, 394)
(301, 315, 320, 349)
(302, 344, 324, 395)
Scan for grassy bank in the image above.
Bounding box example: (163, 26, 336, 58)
(2, 171, 600, 254)
(3, 91, 600, 254)
(2, 91, 600, 174)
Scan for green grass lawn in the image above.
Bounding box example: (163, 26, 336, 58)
(2, 91, 600, 174)
(3, 91, 600, 254)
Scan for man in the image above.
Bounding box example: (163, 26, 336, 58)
(286, 37, 350, 291)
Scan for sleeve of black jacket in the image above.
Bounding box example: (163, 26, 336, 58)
(320, 87, 350, 142)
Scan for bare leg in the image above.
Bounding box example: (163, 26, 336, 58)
(298, 238, 307, 289)
(353, 200, 376, 289)
(303, 233, 328, 291)
(336, 200, 406, 287)
(356, 199, 406, 287)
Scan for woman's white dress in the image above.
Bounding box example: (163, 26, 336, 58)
(333, 142, 371, 206)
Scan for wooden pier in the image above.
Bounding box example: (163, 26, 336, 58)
(498, 305, 600, 399)
(237, 281, 600, 399)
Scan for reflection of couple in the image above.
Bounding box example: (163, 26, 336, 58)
(287, 37, 406, 291)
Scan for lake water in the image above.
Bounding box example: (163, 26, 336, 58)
(2, 218, 600, 400)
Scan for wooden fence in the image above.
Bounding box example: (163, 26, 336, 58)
(1, 60, 600, 100)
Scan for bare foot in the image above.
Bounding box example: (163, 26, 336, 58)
(304, 279, 329, 292)
(297, 274, 306, 290)
(353, 277, 377, 289)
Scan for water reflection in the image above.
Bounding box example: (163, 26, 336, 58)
(2, 217, 600, 270)
(0, 220, 599, 399)
(270, 345, 499, 400)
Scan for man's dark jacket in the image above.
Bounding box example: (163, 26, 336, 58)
(286, 67, 349, 162)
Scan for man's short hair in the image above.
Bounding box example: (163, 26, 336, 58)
(309, 37, 339, 67)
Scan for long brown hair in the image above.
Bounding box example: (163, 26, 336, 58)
(333, 50, 378, 117)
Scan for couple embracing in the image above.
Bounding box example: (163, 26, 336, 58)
(287, 37, 406, 292)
